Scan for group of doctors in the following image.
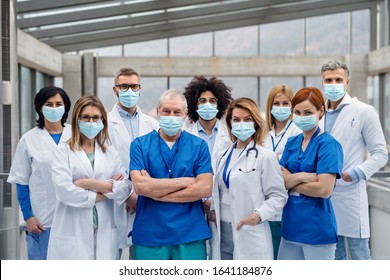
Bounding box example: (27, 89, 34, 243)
(8, 59, 388, 260)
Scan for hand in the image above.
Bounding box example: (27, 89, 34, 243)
(208, 210, 216, 223)
(341, 171, 352, 182)
(111, 173, 124, 181)
(26, 217, 45, 234)
(203, 199, 212, 214)
(236, 212, 261, 230)
(298, 172, 317, 183)
(74, 178, 94, 189)
(281, 166, 291, 175)
(125, 192, 138, 214)
(96, 192, 106, 202)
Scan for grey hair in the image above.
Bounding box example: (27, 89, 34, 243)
(114, 67, 140, 84)
(157, 89, 188, 111)
(321, 59, 349, 77)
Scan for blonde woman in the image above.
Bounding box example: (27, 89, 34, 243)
(48, 96, 131, 260)
(209, 97, 287, 260)
(263, 84, 301, 259)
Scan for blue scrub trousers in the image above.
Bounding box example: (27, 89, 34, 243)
(134, 240, 206, 260)
(277, 238, 336, 260)
(335, 235, 372, 260)
(25, 227, 51, 260)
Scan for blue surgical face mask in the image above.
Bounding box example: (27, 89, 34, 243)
(42, 105, 65, 123)
(323, 84, 345, 101)
(292, 115, 318, 131)
(231, 122, 256, 142)
(271, 106, 291, 122)
(159, 116, 183, 137)
(197, 103, 219, 121)
(118, 89, 140, 108)
(78, 120, 104, 139)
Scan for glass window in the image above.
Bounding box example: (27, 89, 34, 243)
(36, 72, 46, 92)
(19, 66, 34, 135)
(80, 45, 122, 56)
(306, 12, 349, 55)
(260, 77, 304, 112)
(169, 77, 194, 92)
(220, 76, 258, 104)
(352, 9, 370, 53)
(367, 76, 380, 110)
(215, 26, 258, 56)
(305, 76, 323, 89)
(169, 33, 212, 56)
(384, 73, 390, 171)
(260, 19, 303, 56)
(124, 39, 168, 56)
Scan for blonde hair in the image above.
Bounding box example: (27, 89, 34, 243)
(69, 96, 110, 152)
(225, 97, 266, 145)
(265, 84, 294, 131)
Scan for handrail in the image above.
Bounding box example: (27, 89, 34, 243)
(0, 173, 9, 179)
(371, 171, 390, 178)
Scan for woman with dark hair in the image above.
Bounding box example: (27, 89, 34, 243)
(278, 87, 343, 260)
(184, 76, 233, 216)
(48, 95, 131, 260)
(209, 97, 287, 260)
(8, 86, 72, 259)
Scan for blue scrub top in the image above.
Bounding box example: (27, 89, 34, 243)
(280, 131, 343, 245)
(130, 130, 213, 246)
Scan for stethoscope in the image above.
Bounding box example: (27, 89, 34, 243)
(222, 141, 258, 189)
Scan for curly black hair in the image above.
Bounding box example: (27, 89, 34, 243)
(183, 76, 233, 122)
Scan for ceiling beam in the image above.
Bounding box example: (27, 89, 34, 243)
(17, 0, 109, 13)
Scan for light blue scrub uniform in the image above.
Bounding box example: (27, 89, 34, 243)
(129, 130, 212, 259)
(278, 129, 343, 259)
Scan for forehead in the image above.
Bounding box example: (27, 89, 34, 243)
(232, 107, 251, 117)
(293, 100, 317, 111)
(322, 68, 347, 79)
(199, 90, 216, 99)
(159, 96, 184, 110)
(81, 105, 101, 114)
(274, 93, 291, 102)
(116, 74, 139, 84)
(45, 93, 63, 103)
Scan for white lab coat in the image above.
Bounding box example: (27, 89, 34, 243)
(185, 119, 232, 175)
(7, 125, 72, 227)
(209, 141, 288, 260)
(264, 120, 301, 160)
(319, 94, 388, 238)
(108, 105, 158, 248)
(47, 143, 131, 260)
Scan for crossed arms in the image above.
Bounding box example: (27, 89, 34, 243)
(130, 169, 212, 203)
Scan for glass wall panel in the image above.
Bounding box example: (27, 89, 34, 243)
(219, 76, 258, 105)
(260, 19, 303, 56)
(215, 26, 258, 56)
(260, 77, 304, 112)
(384, 73, 390, 171)
(19, 66, 34, 135)
(367, 76, 380, 110)
(169, 33, 212, 56)
(352, 9, 370, 53)
(306, 12, 349, 55)
(36, 72, 45, 92)
(124, 39, 168, 56)
(305, 76, 323, 89)
(169, 77, 194, 92)
(81, 45, 122, 56)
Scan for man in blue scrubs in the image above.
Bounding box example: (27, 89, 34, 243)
(130, 89, 213, 260)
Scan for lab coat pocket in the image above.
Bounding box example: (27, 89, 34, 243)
(235, 225, 269, 259)
(241, 171, 261, 195)
(48, 233, 78, 260)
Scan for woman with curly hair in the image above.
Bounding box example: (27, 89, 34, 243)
(183, 76, 234, 215)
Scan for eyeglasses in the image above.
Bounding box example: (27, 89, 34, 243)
(115, 83, 141, 92)
(79, 115, 102, 123)
(198, 97, 218, 105)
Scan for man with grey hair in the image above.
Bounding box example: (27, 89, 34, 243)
(108, 67, 159, 259)
(129, 89, 213, 260)
(320, 59, 388, 260)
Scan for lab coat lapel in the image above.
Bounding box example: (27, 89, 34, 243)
(74, 148, 94, 178)
(110, 105, 131, 143)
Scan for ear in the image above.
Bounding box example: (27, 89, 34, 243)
(113, 86, 119, 97)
